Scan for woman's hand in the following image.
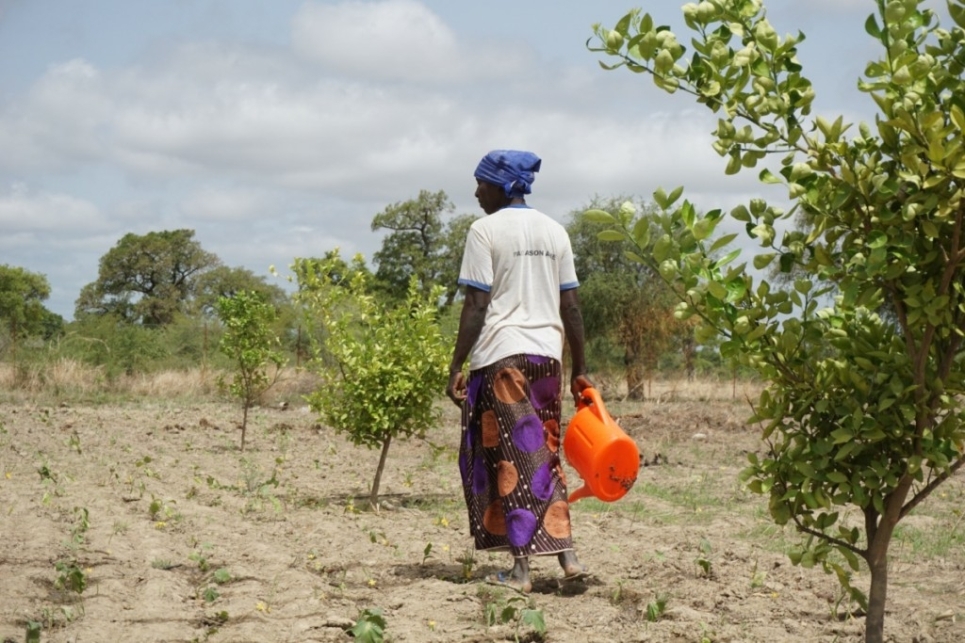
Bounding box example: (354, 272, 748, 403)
(570, 374, 594, 406)
(447, 371, 467, 407)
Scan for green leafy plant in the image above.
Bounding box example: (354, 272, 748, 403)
(148, 496, 163, 520)
(294, 253, 449, 507)
(69, 507, 90, 548)
(750, 561, 767, 589)
(37, 461, 62, 505)
(482, 592, 546, 642)
(646, 593, 669, 623)
(455, 547, 476, 582)
(217, 290, 285, 451)
(589, 1, 965, 641)
(54, 560, 87, 594)
(695, 538, 713, 577)
(212, 568, 232, 585)
(24, 620, 41, 643)
(189, 545, 212, 573)
(349, 607, 387, 643)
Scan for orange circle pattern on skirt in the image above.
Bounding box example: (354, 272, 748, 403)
(483, 499, 507, 535)
(544, 500, 572, 539)
(493, 367, 527, 404)
(497, 460, 519, 496)
(481, 410, 500, 447)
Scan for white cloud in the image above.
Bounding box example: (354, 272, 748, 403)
(0, 59, 111, 170)
(291, 0, 532, 83)
(180, 187, 272, 221)
(0, 184, 106, 233)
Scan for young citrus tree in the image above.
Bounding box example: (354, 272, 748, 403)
(293, 253, 449, 508)
(217, 290, 285, 451)
(590, 1, 965, 641)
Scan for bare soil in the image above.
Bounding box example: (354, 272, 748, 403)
(1, 393, 964, 642)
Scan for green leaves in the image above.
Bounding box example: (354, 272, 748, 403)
(350, 608, 387, 643)
(295, 253, 448, 451)
(591, 3, 965, 635)
(217, 290, 285, 450)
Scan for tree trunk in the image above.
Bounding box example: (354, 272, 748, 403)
(240, 403, 249, 452)
(370, 434, 393, 507)
(683, 336, 696, 381)
(865, 547, 889, 643)
(863, 478, 912, 643)
(625, 349, 645, 400)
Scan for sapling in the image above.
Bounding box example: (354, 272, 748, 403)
(216, 290, 285, 451)
(294, 254, 448, 507)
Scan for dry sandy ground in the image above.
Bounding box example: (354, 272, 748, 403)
(1, 392, 964, 643)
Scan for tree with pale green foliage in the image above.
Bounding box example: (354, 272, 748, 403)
(568, 197, 694, 397)
(590, 1, 965, 641)
(0, 265, 62, 363)
(217, 291, 285, 451)
(294, 253, 449, 508)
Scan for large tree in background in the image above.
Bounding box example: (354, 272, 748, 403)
(0, 265, 63, 357)
(568, 197, 692, 398)
(591, 1, 965, 641)
(193, 266, 288, 317)
(76, 229, 220, 326)
(371, 189, 476, 306)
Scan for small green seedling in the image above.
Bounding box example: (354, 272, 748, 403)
(25, 620, 41, 643)
(456, 548, 476, 581)
(54, 560, 87, 594)
(646, 593, 669, 622)
(695, 539, 713, 577)
(349, 607, 387, 643)
(484, 594, 546, 642)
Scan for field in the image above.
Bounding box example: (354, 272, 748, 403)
(1, 377, 964, 643)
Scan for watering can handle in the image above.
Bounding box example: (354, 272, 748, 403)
(576, 387, 605, 414)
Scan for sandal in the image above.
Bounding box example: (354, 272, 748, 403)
(562, 567, 591, 582)
(484, 570, 532, 593)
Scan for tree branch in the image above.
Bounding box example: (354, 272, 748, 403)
(900, 455, 965, 520)
(792, 514, 866, 557)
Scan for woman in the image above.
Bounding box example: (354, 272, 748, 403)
(446, 149, 592, 592)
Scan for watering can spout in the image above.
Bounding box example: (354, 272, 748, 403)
(567, 484, 594, 504)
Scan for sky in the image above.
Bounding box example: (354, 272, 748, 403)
(0, 0, 946, 319)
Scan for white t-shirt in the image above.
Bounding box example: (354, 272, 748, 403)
(457, 204, 579, 370)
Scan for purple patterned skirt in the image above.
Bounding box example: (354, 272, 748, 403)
(459, 354, 574, 557)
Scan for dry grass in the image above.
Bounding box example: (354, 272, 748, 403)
(0, 358, 756, 411)
(0, 360, 322, 405)
(591, 370, 762, 403)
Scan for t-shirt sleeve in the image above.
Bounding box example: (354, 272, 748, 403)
(457, 224, 493, 292)
(559, 234, 579, 291)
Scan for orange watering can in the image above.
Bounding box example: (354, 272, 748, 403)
(563, 387, 640, 504)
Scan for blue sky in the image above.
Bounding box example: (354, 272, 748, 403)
(0, 0, 945, 319)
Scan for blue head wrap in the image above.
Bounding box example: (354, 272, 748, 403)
(474, 150, 541, 198)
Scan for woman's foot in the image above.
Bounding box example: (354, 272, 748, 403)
(486, 557, 532, 593)
(558, 550, 588, 579)
(485, 569, 532, 593)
